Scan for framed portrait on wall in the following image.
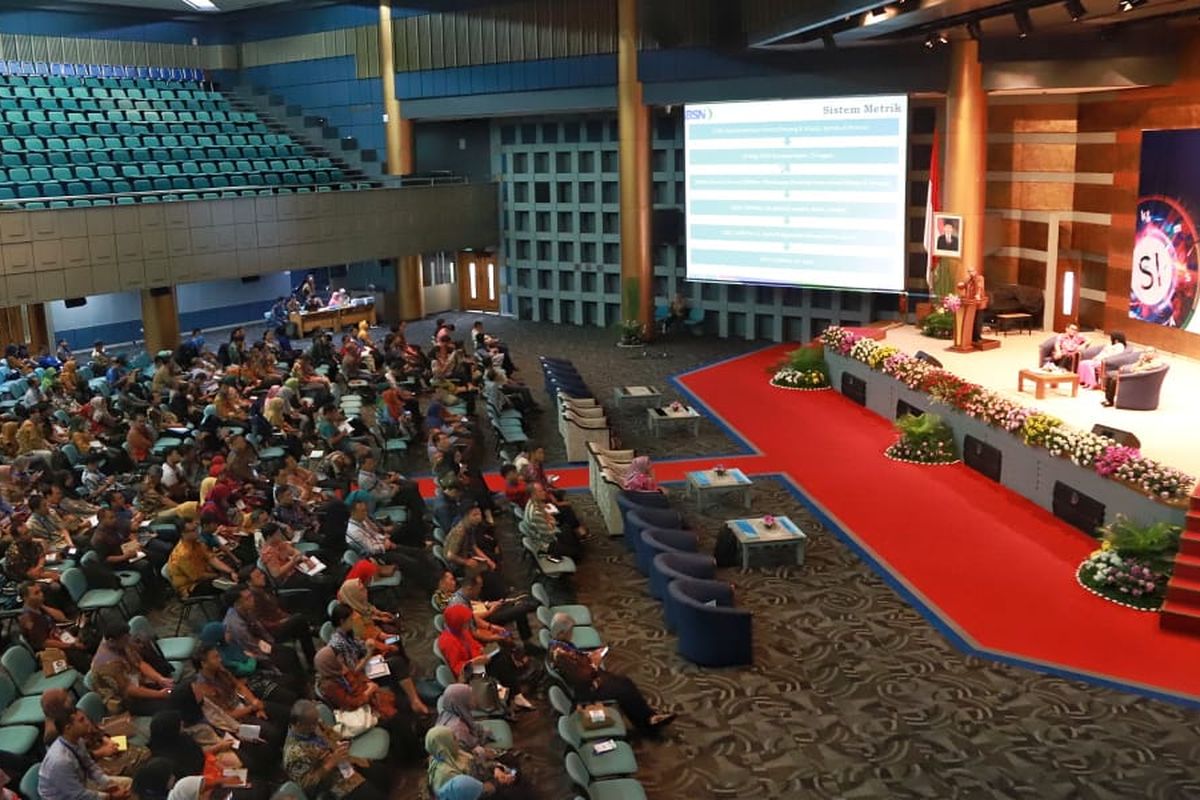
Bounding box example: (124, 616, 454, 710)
(932, 213, 963, 258)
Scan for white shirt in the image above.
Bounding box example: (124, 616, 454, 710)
(161, 461, 184, 488)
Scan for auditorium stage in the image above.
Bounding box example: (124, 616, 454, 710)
(882, 324, 1200, 480)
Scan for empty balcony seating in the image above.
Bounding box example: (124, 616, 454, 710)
(0, 61, 373, 208)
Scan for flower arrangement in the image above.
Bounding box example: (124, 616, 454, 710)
(940, 294, 962, 313)
(1020, 413, 1062, 448)
(1077, 545, 1168, 611)
(772, 367, 831, 389)
(849, 336, 885, 365)
(1113, 457, 1197, 501)
(1095, 445, 1139, 478)
(885, 412, 958, 465)
(771, 347, 831, 390)
(821, 326, 1198, 503)
(881, 353, 934, 389)
(821, 325, 860, 355)
(762, 514, 777, 528)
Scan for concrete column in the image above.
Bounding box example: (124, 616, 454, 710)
(25, 303, 49, 355)
(396, 255, 425, 321)
(945, 40, 987, 286)
(380, 1, 422, 321)
(618, 0, 653, 336)
(378, 0, 413, 176)
(140, 288, 179, 355)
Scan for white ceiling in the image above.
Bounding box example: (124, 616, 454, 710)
(52, 0, 293, 13)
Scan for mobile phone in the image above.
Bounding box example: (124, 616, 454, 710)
(384, 635, 400, 645)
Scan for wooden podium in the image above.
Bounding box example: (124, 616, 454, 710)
(949, 301, 977, 353)
(948, 300, 1001, 353)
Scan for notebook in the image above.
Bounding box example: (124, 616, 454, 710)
(365, 656, 390, 679)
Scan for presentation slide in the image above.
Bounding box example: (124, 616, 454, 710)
(684, 94, 909, 292)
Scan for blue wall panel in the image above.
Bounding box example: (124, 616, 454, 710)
(49, 273, 293, 350)
(0, 9, 211, 44)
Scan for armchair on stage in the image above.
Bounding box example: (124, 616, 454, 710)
(1112, 364, 1170, 410)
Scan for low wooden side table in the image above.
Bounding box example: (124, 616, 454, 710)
(994, 312, 1033, 336)
(1018, 368, 1079, 399)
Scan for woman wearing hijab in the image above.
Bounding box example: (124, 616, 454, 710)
(435, 684, 503, 757)
(313, 645, 424, 760)
(621, 455, 659, 493)
(337, 560, 400, 638)
(425, 726, 525, 800)
(327, 604, 429, 715)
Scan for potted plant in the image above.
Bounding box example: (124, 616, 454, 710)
(617, 319, 644, 348)
(919, 295, 959, 339)
(885, 412, 958, 465)
(1076, 515, 1181, 611)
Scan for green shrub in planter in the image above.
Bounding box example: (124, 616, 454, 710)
(886, 412, 958, 464)
(920, 309, 955, 339)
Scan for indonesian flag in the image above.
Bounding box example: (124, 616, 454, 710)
(923, 127, 941, 293)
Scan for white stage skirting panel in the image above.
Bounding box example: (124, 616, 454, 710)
(881, 325, 1200, 480)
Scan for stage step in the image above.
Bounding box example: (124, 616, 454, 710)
(1160, 601, 1200, 636)
(1180, 532, 1200, 558)
(1170, 554, 1200, 583)
(1190, 494, 1200, 513)
(1166, 575, 1200, 605)
(1187, 511, 1200, 534)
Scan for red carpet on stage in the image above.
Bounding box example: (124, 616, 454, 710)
(674, 344, 1200, 703)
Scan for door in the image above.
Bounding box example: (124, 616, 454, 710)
(459, 251, 500, 313)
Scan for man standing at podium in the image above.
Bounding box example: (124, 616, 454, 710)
(957, 267, 987, 345)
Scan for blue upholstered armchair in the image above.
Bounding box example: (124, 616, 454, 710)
(666, 578, 753, 667)
(650, 551, 716, 601)
(636, 527, 698, 576)
(623, 506, 684, 552)
(615, 491, 673, 545)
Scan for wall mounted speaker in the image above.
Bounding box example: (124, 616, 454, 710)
(963, 435, 1002, 482)
(1052, 481, 1105, 536)
(63, 297, 87, 308)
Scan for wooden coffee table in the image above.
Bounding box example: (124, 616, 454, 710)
(1018, 368, 1079, 399)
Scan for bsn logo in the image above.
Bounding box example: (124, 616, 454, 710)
(684, 108, 710, 120)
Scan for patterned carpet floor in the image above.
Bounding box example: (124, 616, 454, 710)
(163, 315, 1200, 799)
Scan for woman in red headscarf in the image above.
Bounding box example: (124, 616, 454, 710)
(437, 605, 485, 681)
(199, 482, 239, 527)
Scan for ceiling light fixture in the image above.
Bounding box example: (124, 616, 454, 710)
(864, 5, 892, 25)
(1064, 0, 1087, 20)
(923, 33, 936, 48)
(182, 0, 219, 10)
(966, 19, 983, 39)
(1118, 0, 1147, 10)
(936, 30, 950, 45)
(1014, 8, 1033, 37)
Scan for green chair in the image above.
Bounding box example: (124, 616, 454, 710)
(548, 685, 627, 741)
(129, 614, 198, 662)
(0, 672, 45, 727)
(1, 645, 79, 697)
(433, 693, 513, 749)
(564, 753, 647, 800)
(532, 582, 593, 626)
(60, 566, 125, 616)
(19, 764, 39, 800)
(315, 703, 389, 760)
(0, 721, 39, 760)
(271, 782, 307, 800)
(557, 716, 638, 778)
